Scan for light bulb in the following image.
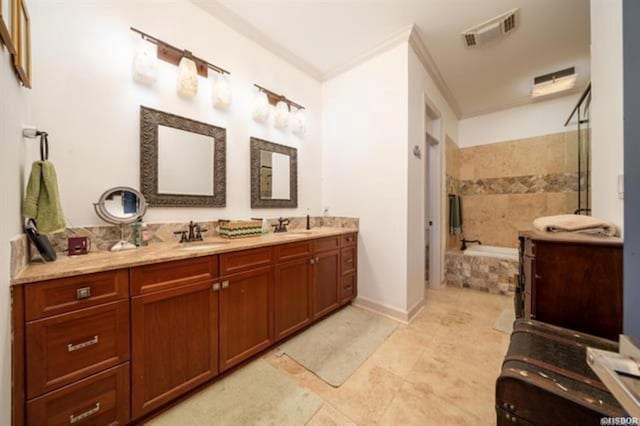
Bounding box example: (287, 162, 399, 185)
(132, 39, 158, 85)
(177, 56, 198, 97)
(253, 91, 270, 123)
(212, 72, 232, 109)
(273, 100, 289, 129)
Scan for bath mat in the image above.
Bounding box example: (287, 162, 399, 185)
(146, 359, 323, 426)
(493, 307, 516, 334)
(279, 306, 398, 387)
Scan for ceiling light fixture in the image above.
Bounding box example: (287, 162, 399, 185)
(273, 101, 290, 129)
(177, 54, 198, 97)
(252, 84, 305, 132)
(531, 67, 577, 98)
(290, 107, 306, 136)
(253, 90, 270, 123)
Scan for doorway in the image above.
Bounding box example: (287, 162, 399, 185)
(424, 102, 442, 289)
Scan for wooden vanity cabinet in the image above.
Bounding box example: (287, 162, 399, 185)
(311, 237, 342, 320)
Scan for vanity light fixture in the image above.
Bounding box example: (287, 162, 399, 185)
(132, 38, 158, 85)
(212, 71, 232, 109)
(130, 27, 231, 98)
(252, 84, 305, 130)
(177, 53, 198, 97)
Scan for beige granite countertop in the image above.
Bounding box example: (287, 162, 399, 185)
(519, 229, 623, 246)
(12, 227, 357, 285)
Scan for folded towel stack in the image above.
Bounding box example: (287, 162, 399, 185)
(532, 214, 617, 237)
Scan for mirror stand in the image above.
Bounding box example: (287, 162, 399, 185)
(111, 224, 137, 252)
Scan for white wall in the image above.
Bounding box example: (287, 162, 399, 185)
(458, 93, 580, 148)
(590, 0, 624, 232)
(322, 44, 410, 314)
(407, 46, 459, 310)
(0, 46, 30, 426)
(29, 0, 323, 227)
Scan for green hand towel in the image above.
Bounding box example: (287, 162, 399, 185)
(22, 160, 66, 234)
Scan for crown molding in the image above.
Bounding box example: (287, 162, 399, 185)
(321, 25, 414, 81)
(408, 26, 462, 119)
(191, 0, 324, 81)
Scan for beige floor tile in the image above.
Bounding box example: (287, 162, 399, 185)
(367, 327, 430, 377)
(378, 381, 479, 426)
(306, 403, 356, 426)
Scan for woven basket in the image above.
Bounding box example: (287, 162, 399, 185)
(218, 219, 263, 239)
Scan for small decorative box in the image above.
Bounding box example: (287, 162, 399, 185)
(218, 219, 263, 239)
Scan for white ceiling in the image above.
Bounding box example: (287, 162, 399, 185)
(194, 0, 591, 118)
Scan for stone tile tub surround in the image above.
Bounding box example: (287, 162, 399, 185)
(456, 131, 581, 248)
(445, 248, 518, 295)
(445, 136, 462, 251)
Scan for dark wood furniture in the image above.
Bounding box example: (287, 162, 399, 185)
(517, 230, 623, 341)
(12, 232, 358, 425)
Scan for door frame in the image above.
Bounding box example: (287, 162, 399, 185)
(423, 95, 443, 289)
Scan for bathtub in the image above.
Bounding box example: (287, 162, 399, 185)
(463, 244, 519, 262)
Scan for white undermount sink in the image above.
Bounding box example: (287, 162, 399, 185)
(177, 242, 230, 251)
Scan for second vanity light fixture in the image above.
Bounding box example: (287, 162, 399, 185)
(253, 84, 306, 135)
(131, 27, 232, 108)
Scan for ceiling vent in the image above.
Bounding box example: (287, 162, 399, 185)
(462, 8, 519, 47)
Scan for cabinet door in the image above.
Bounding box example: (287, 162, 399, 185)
(274, 258, 312, 341)
(219, 266, 273, 372)
(131, 281, 218, 419)
(312, 250, 340, 320)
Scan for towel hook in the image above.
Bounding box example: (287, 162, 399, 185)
(22, 127, 49, 161)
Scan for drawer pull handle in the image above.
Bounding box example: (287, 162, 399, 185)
(344, 285, 353, 291)
(76, 286, 92, 300)
(68, 336, 99, 352)
(345, 258, 353, 264)
(70, 402, 100, 424)
(222, 281, 229, 289)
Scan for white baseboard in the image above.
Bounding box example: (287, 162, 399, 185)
(353, 295, 425, 325)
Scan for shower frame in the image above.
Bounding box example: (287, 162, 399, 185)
(565, 83, 592, 215)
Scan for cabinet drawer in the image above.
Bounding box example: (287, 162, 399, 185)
(220, 247, 273, 276)
(131, 256, 218, 296)
(341, 247, 356, 275)
(341, 273, 356, 303)
(275, 241, 313, 262)
(341, 233, 357, 247)
(25, 270, 129, 321)
(313, 236, 340, 253)
(26, 300, 130, 398)
(27, 363, 130, 426)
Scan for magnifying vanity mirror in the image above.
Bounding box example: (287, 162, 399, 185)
(251, 137, 297, 208)
(140, 106, 226, 207)
(94, 186, 147, 251)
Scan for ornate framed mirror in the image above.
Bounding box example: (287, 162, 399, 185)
(250, 137, 297, 208)
(140, 106, 226, 207)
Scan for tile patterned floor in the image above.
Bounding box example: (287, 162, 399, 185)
(265, 286, 512, 425)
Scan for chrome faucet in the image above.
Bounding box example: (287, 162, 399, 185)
(174, 221, 208, 243)
(272, 217, 290, 233)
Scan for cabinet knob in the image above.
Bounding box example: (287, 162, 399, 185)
(310, 258, 316, 265)
(212, 283, 221, 291)
(222, 281, 229, 289)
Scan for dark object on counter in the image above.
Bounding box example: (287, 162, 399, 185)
(66, 236, 90, 256)
(496, 319, 626, 425)
(24, 219, 57, 262)
(517, 231, 623, 340)
(306, 214, 310, 230)
(174, 220, 208, 243)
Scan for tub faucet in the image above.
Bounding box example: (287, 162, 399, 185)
(461, 239, 482, 251)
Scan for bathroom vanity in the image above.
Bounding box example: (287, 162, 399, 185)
(11, 229, 358, 425)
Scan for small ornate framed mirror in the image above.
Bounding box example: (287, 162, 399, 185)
(140, 106, 226, 207)
(250, 137, 297, 208)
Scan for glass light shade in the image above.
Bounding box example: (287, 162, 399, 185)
(212, 72, 232, 109)
(273, 100, 290, 129)
(177, 57, 198, 97)
(253, 91, 270, 123)
(290, 108, 306, 135)
(132, 39, 158, 85)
